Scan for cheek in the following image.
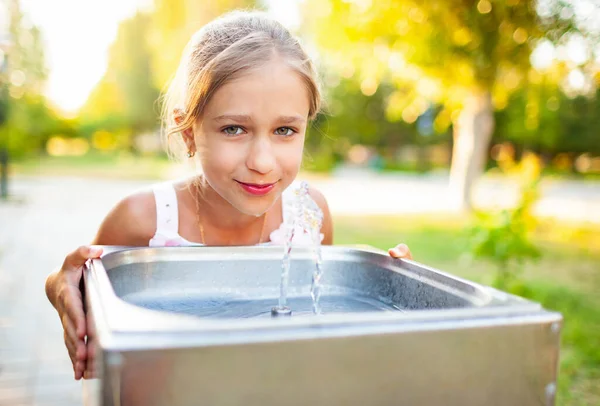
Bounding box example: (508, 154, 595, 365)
(279, 138, 305, 175)
(197, 139, 242, 175)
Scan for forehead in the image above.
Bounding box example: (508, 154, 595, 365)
(203, 60, 311, 120)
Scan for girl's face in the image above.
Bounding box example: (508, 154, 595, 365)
(193, 58, 310, 216)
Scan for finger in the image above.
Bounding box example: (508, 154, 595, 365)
(76, 340, 88, 362)
(75, 361, 84, 380)
(62, 323, 87, 367)
(59, 287, 87, 339)
(59, 300, 88, 375)
(63, 320, 87, 381)
(63, 245, 103, 271)
(63, 331, 77, 366)
(388, 244, 413, 260)
(61, 313, 79, 352)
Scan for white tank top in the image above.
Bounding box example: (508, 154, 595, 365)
(148, 180, 322, 247)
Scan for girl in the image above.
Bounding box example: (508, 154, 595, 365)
(44, 10, 413, 381)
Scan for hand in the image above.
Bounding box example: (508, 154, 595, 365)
(50, 245, 103, 380)
(388, 243, 413, 260)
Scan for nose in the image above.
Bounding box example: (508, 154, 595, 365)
(246, 135, 276, 175)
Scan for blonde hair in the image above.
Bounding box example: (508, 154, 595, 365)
(161, 10, 322, 159)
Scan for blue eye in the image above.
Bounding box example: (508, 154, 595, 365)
(275, 127, 295, 136)
(223, 126, 244, 135)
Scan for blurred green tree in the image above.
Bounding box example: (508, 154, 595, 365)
(0, 0, 51, 198)
(79, 12, 160, 151)
(495, 83, 600, 163)
(80, 0, 256, 151)
(468, 152, 542, 292)
(304, 0, 599, 209)
(149, 0, 255, 89)
(305, 77, 449, 172)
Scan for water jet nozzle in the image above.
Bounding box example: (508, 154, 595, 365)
(271, 306, 292, 317)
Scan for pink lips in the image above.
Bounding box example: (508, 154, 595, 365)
(236, 180, 277, 196)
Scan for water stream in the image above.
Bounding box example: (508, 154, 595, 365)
(273, 181, 324, 316)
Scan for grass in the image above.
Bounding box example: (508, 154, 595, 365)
(12, 153, 600, 181)
(334, 214, 600, 406)
(11, 152, 174, 180)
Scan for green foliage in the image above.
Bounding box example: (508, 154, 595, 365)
(302, 142, 340, 172)
(304, 0, 548, 123)
(0, 0, 58, 157)
(307, 78, 450, 168)
(495, 84, 600, 156)
(0, 0, 80, 163)
(79, 12, 160, 146)
(468, 164, 542, 289)
(149, 0, 256, 87)
(0, 84, 9, 127)
(4, 0, 47, 95)
(303, 0, 600, 179)
(0, 94, 66, 157)
(558, 91, 600, 155)
(79, 0, 257, 150)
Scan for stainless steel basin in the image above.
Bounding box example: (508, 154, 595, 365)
(83, 245, 561, 406)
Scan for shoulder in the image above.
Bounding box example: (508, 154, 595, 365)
(307, 184, 333, 245)
(307, 185, 329, 212)
(92, 185, 158, 246)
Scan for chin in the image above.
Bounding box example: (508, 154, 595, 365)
(231, 193, 281, 217)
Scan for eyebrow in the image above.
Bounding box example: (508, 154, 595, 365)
(212, 114, 306, 124)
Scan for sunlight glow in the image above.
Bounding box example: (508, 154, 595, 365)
(19, 0, 153, 114)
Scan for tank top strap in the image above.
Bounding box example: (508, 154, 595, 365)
(152, 182, 179, 237)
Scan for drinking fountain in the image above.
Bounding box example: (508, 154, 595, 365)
(82, 245, 561, 406)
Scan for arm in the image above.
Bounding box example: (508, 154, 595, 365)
(92, 189, 156, 246)
(308, 186, 333, 245)
(44, 189, 156, 379)
(46, 189, 156, 308)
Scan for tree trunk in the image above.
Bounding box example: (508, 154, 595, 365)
(449, 91, 495, 211)
(0, 147, 8, 200)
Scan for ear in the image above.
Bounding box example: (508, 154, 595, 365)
(174, 109, 196, 153)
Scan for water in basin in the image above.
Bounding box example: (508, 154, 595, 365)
(104, 246, 482, 320)
(122, 289, 401, 319)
